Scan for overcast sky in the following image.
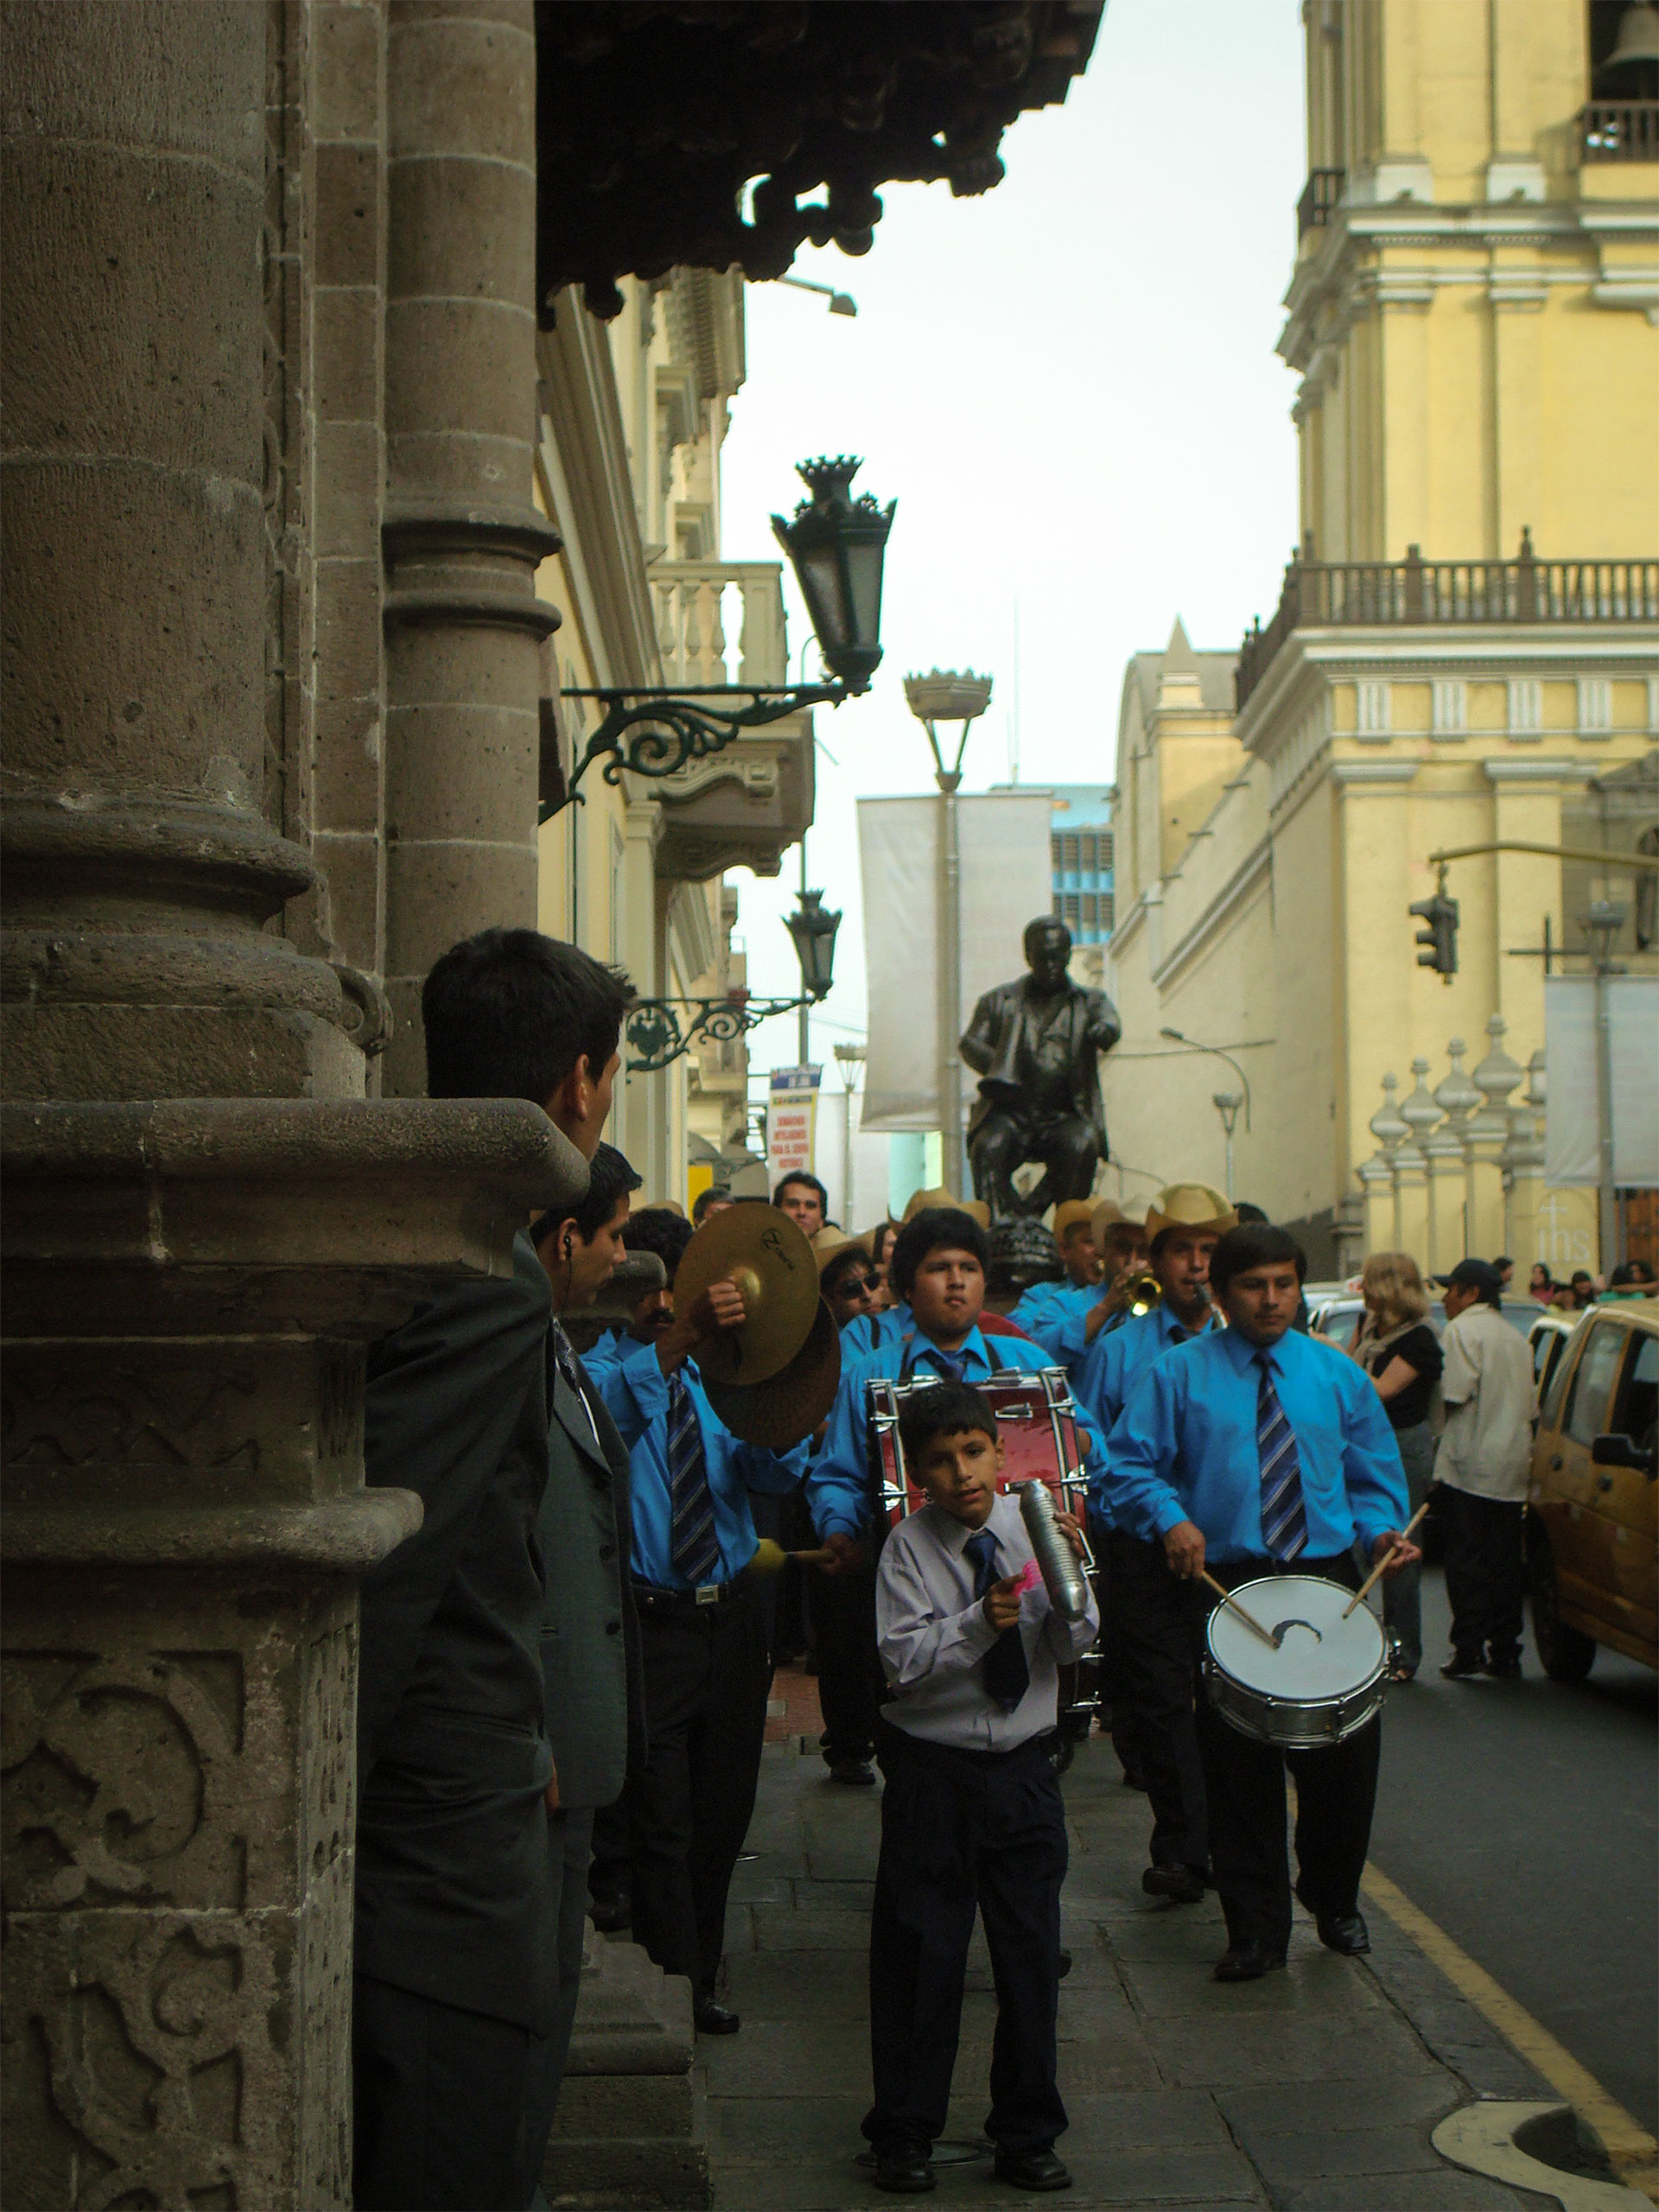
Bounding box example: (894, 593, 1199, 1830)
(715, 0, 1306, 1087)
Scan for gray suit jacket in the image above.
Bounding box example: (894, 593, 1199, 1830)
(539, 1343, 645, 1809)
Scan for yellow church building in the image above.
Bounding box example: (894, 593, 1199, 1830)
(1106, 0, 1658, 1278)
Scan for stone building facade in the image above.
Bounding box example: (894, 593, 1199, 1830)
(0, 4, 1100, 2202)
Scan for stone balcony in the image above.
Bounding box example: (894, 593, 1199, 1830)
(649, 559, 814, 883)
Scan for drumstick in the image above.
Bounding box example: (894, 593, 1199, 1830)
(1342, 1497, 1433, 1618)
(1199, 1571, 1279, 1650)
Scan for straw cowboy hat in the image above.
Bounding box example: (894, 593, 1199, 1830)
(1051, 1200, 1098, 1242)
(811, 1225, 866, 1275)
(1143, 1183, 1236, 1245)
(1090, 1198, 1146, 1249)
(901, 1185, 991, 1230)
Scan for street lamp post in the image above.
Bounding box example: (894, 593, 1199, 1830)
(1160, 1027, 1253, 1132)
(1212, 1091, 1243, 1201)
(625, 886, 841, 1072)
(834, 1042, 866, 1225)
(905, 670, 994, 1197)
(1583, 899, 1626, 1270)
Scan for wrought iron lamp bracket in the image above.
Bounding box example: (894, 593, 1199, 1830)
(625, 991, 823, 1074)
(543, 683, 849, 823)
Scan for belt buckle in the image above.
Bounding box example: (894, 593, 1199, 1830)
(695, 1582, 721, 1607)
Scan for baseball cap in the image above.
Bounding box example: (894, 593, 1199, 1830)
(1438, 1258, 1503, 1300)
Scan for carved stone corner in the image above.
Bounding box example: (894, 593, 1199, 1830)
(543, 1929, 710, 2209)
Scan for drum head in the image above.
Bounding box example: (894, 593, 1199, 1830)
(1206, 1575, 1385, 1700)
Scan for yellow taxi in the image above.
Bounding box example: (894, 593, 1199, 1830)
(1526, 1298, 1657, 1680)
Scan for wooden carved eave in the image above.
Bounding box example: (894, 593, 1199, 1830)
(535, 1, 1102, 321)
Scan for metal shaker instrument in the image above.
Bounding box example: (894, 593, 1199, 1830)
(1017, 1478, 1091, 1621)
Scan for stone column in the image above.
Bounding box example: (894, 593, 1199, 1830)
(1434, 1041, 1483, 1262)
(1468, 1015, 1524, 1260)
(1398, 1059, 1442, 1273)
(381, 0, 560, 1095)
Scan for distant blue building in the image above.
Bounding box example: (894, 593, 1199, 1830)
(1046, 785, 1114, 944)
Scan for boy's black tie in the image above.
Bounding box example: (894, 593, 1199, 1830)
(964, 1529, 1031, 1712)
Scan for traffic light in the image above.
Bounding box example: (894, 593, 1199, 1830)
(1410, 892, 1459, 982)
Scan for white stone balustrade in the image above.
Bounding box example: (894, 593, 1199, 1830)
(654, 561, 789, 689)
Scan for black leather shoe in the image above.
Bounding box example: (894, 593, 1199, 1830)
(1313, 1910, 1370, 1955)
(1440, 1650, 1485, 1679)
(693, 1999, 741, 2035)
(1213, 1940, 1287, 1982)
(828, 1757, 877, 1785)
(1142, 1863, 1206, 1904)
(873, 2139, 936, 2193)
(992, 2148, 1071, 2191)
(1484, 1653, 1522, 1680)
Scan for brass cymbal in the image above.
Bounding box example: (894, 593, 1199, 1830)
(703, 1299, 842, 1450)
(675, 1202, 820, 1385)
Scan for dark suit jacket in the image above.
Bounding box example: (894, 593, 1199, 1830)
(959, 976, 1122, 1151)
(539, 1346, 645, 1809)
(355, 1231, 563, 2034)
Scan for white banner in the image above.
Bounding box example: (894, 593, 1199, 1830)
(1543, 976, 1659, 1189)
(859, 791, 1056, 1131)
(766, 1065, 820, 1182)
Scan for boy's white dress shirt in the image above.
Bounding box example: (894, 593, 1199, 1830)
(876, 1491, 1099, 1753)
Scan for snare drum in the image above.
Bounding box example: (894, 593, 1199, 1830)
(1202, 1574, 1390, 1751)
(867, 1367, 1090, 1549)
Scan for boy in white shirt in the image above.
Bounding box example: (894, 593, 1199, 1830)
(866, 1382, 1098, 2196)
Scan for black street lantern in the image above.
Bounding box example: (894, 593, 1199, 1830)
(544, 457, 895, 820)
(772, 456, 895, 694)
(785, 887, 842, 1001)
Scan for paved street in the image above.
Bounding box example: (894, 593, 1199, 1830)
(1368, 1567, 1658, 2138)
(694, 1675, 1594, 2212)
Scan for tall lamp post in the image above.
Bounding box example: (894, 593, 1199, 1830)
(1213, 1091, 1243, 1201)
(1584, 899, 1626, 1270)
(905, 670, 994, 1195)
(834, 1041, 867, 1224)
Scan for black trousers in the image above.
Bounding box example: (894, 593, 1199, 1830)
(353, 1979, 562, 2211)
(1110, 1530, 1208, 1872)
(813, 1559, 883, 1765)
(353, 1805, 593, 2210)
(624, 1582, 772, 1999)
(1438, 1483, 1525, 1660)
(866, 1721, 1069, 2158)
(1192, 1554, 1381, 1953)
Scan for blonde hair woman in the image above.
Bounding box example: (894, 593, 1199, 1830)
(1349, 1251, 1443, 1681)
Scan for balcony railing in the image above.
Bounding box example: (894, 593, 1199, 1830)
(652, 559, 788, 689)
(1236, 538, 1659, 713)
(1296, 167, 1344, 239)
(1580, 101, 1659, 162)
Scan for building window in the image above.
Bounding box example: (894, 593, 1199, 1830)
(1054, 888, 1116, 943)
(1432, 679, 1467, 740)
(1051, 827, 1114, 941)
(1356, 679, 1391, 738)
(1578, 677, 1612, 736)
(1508, 677, 1543, 739)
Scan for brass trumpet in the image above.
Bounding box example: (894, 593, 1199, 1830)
(1098, 1267, 1164, 1323)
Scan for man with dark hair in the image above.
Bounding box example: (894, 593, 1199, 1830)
(807, 1207, 1106, 1585)
(774, 1168, 829, 1236)
(692, 1185, 734, 1227)
(1104, 1221, 1416, 1984)
(1434, 1258, 1535, 1680)
(589, 1212, 809, 2036)
(524, 1142, 645, 2122)
(1075, 1184, 1235, 1901)
(815, 1229, 882, 1330)
(354, 930, 629, 2212)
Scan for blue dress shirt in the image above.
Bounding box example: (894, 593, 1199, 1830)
(841, 1302, 911, 1358)
(1103, 1325, 1408, 1561)
(1073, 1300, 1223, 1516)
(807, 1322, 1109, 1542)
(1010, 1280, 1107, 1368)
(594, 1338, 807, 1588)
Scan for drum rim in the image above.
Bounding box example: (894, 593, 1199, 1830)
(1204, 1572, 1388, 1699)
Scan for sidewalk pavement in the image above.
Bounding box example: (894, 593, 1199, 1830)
(700, 1670, 1564, 2212)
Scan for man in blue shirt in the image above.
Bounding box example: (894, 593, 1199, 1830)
(1074, 1183, 1234, 1902)
(1014, 1199, 1153, 1370)
(809, 1208, 1109, 1560)
(590, 1210, 808, 2036)
(1105, 1223, 1417, 1984)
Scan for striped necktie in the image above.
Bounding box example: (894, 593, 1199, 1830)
(1255, 1350, 1307, 1562)
(667, 1371, 721, 1588)
(926, 1347, 968, 1382)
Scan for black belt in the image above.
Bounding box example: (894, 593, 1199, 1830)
(630, 1575, 750, 1615)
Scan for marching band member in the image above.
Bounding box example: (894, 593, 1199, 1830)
(1073, 1185, 1233, 1900)
(1104, 1224, 1416, 1982)
(807, 1208, 1109, 1567)
(864, 1382, 1097, 2196)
